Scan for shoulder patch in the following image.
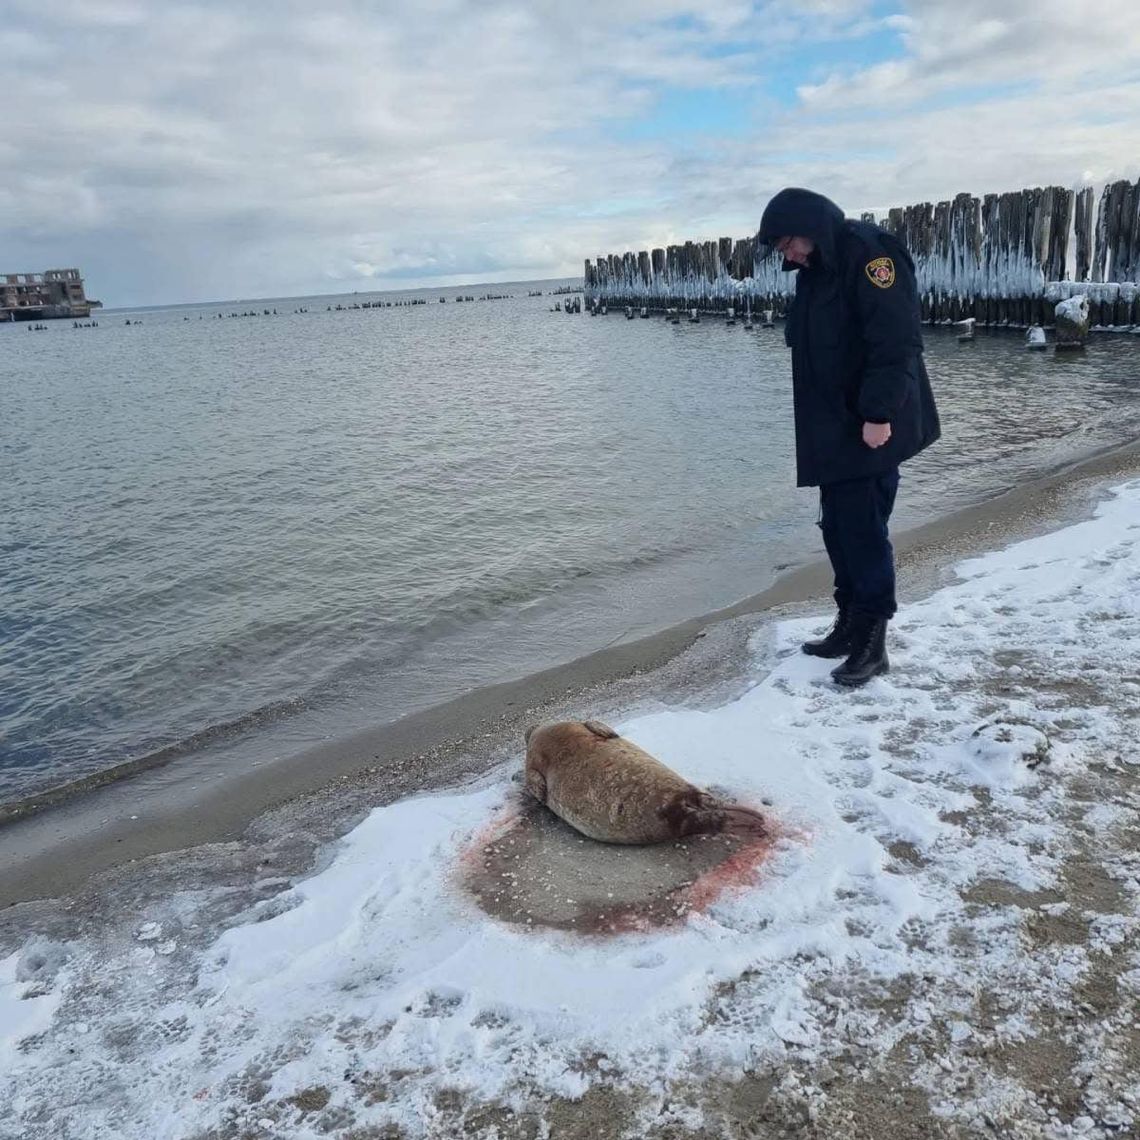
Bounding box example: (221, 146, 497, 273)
(865, 256, 895, 289)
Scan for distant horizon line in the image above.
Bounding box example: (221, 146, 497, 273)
(100, 273, 584, 312)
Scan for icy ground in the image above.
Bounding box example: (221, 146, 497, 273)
(3, 482, 1140, 1140)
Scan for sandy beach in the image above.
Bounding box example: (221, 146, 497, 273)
(2, 437, 1139, 1140)
(3, 437, 1139, 909)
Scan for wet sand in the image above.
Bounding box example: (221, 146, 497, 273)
(2, 436, 1139, 908)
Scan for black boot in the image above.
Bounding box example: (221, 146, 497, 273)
(801, 608, 853, 658)
(831, 615, 889, 687)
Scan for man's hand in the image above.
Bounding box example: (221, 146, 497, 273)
(862, 422, 892, 449)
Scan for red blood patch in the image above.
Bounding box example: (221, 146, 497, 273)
(457, 795, 791, 936)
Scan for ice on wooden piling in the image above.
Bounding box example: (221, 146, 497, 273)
(584, 179, 1140, 324)
(1055, 294, 1090, 323)
(1055, 293, 1090, 346)
(1046, 280, 1125, 304)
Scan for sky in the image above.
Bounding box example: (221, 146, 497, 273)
(4, 0, 1140, 306)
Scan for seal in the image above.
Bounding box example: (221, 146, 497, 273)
(523, 720, 767, 845)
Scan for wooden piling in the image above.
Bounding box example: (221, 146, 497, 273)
(582, 177, 1140, 327)
(1074, 187, 1094, 284)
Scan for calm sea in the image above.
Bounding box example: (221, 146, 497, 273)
(3, 280, 1139, 804)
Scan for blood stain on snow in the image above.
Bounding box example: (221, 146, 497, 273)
(454, 793, 785, 936)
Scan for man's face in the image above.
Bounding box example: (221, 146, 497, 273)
(775, 235, 815, 267)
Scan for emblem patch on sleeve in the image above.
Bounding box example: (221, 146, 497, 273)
(865, 256, 896, 288)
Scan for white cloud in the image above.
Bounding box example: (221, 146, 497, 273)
(799, 0, 1140, 108)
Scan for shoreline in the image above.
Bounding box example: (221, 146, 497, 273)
(3, 434, 1140, 908)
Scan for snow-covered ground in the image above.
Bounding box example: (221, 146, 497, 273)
(4, 481, 1140, 1140)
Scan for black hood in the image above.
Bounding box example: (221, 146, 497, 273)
(756, 187, 845, 269)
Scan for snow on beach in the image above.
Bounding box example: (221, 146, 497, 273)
(3, 482, 1140, 1139)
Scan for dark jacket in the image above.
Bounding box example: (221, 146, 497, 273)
(757, 188, 941, 487)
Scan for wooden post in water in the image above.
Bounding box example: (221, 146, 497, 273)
(1104, 181, 1124, 284)
(730, 238, 751, 281)
(703, 240, 717, 287)
(1093, 185, 1111, 283)
(1046, 187, 1072, 284)
(718, 237, 733, 275)
(978, 193, 995, 326)
(1109, 180, 1136, 285)
(1074, 187, 1094, 283)
(930, 199, 947, 321)
(1129, 179, 1140, 287)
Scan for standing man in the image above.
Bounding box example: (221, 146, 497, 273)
(756, 188, 940, 687)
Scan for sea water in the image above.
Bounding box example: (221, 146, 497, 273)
(2, 281, 1138, 802)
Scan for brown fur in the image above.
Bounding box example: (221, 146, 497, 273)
(523, 720, 767, 845)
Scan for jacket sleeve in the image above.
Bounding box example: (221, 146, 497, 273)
(851, 241, 924, 423)
(783, 292, 798, 348)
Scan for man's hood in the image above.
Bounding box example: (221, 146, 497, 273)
(756, 188, 846, 270)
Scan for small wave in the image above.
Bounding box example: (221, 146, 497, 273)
(0, 695, 308, 825)
(389, 534, 705, 645)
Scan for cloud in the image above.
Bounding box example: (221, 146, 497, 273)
(1, 1, 1138, 304)
(797, 0, 1140, 109)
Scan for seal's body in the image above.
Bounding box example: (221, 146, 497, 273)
(523, 720, 766, 845)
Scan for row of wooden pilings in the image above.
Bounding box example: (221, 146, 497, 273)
(582, 179, 1140, 329)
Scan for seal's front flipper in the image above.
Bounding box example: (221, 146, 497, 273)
(524, 768, 547, 803)
(583, 719, 619, 740)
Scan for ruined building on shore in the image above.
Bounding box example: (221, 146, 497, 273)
(1, 269, 101, 322)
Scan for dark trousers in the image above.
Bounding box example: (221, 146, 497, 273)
(818, 469, 900, 619)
